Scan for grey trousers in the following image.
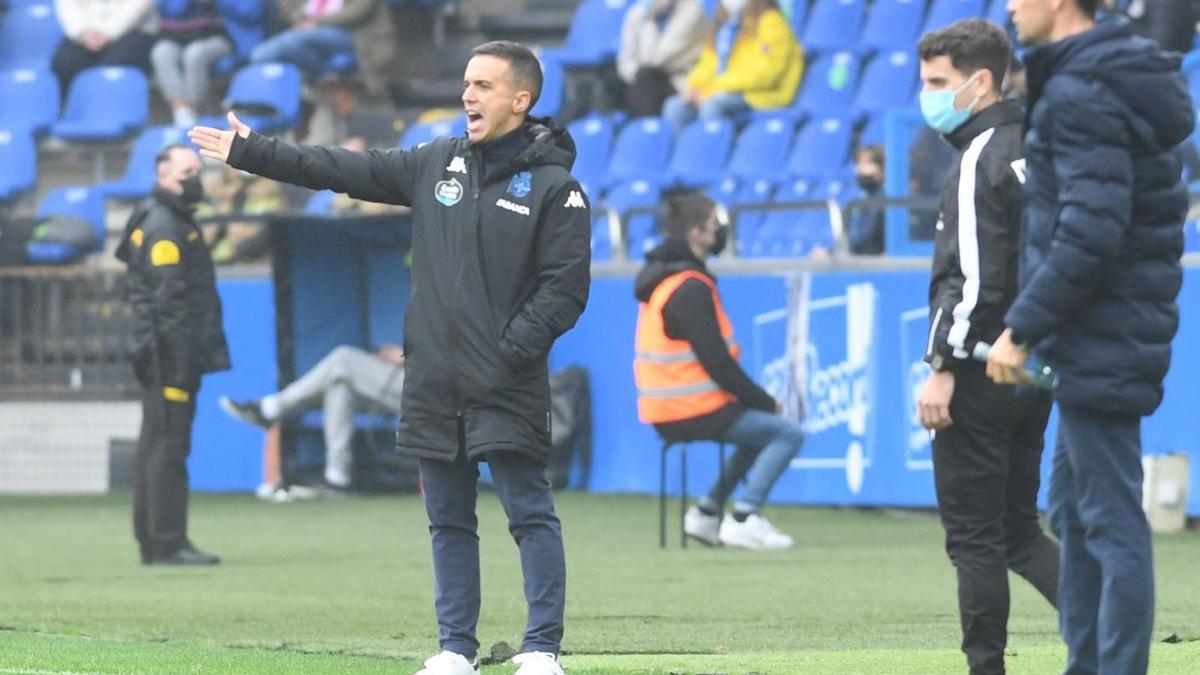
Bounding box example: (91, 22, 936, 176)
(149, 36, 232, 108)
(275, 346, 404, 485)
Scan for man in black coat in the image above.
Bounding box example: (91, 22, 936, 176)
(914, 19, 1059, 675)
(115, 144, 230, 566)
(191, 41, 590, 675)
(988, 3, 1194, 673)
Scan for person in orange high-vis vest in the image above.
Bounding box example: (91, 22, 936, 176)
(633, 191, 805, 550)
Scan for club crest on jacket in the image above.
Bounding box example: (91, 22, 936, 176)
(435, 178, 463, 206)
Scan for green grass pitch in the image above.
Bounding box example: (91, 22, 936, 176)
(1, 492, 1198, 673)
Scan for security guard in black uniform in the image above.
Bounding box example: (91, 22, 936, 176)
(116, 143, 230, 566)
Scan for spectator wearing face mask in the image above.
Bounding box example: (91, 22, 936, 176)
(848, 145, 885, 255)
(661, 0, 804, 133)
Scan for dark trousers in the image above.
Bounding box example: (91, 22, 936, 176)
(625, 66, 676, 119)
(1048, 404, 1153, 675)
(133, 382, 197, 562)
(932, 363, 1060, 674)
(52, 32, 155, 96)
(419, 451, 566, 660)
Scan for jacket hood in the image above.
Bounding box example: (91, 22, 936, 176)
(467, 116, 578, 179)
(1025, 18, 1194, 150)
(633, 237, 711, 302)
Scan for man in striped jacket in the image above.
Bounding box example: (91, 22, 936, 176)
(913, 19, 1060, 675)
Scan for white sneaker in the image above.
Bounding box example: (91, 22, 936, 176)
(512, 651, 564, 675)
(718, 513, 794, 550)
(414, 650, 479, 675)
(683, 505, 721, 546)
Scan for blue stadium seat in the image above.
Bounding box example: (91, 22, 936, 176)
(0, 128, 36, 201)
(220, 62, 303, 134)
(591, 217, 614, 261)
(754, 178, 835, 257)
(99, 126, 196, 201)
(604, 116, 672, 189)
(1185, 219, 1200, 253)
(850, 50, 918, 121)
(705, 178, 774, 253)
(664, 118, 736, 189)
(783, 0, 809, 36)
(794, 51, 860, 118)
(986, 0, 1010, 27)
(305, 190, 338, 214)
(0, 67, 58, 135)
(923, 0, 985, 33)
(802, 0, 866, 54)
(211, 0, 267, 77)
(531, 53, 565, 119)
(786, 116, 853, 180)
(0, 3, 62, 69)
(859, 0, 926, 53)
(602, 179, 661, 260)
(541, 0, 632, 68)
(399, 116, 461, 149)
(566, 114, 615, 199)
(27, 186, 106, 262)
(50, 67, 148, 142)
(725, 117, 796, 185)
(858, 111, 887, 146)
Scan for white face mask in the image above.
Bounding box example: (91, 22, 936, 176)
(721, 0, 748, 16)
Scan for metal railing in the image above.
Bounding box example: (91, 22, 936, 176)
(0, 267, 139, 400)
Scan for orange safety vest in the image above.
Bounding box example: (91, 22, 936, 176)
(634, 270, 740, 423)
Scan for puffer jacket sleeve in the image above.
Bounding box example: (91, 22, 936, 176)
(1004, 90, 1133, 346)
(498, 181, 592, 367)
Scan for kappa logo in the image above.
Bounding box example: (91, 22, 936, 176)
(563, 190, 586, 209)
(507, 171, 532, 198)
(435, 177, 464, 206)
(496, 198, 531, 216)
(445, 156, 467, 174)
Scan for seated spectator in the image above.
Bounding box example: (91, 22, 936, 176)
(617, 0, 707, 118)
(662, 0, 803, 133)
(634, 191, 805, 550)
(848, 145, 885, 255)
(220, 344, 406, 490)
(150, 0, 234, 127)
(303, 76, 403, 149)
(250, 0, 397, 96)
(196, 165, 287, 264)
(52, 0, 158, 94)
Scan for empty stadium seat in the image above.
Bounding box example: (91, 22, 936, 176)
(399, 116, 462, 149)
(0, 128, 36, 201)
(99, 126, 195, 201)
(50, 67, 148, 142)
(706, 177, 774, 253)
(664, 118, 736, 189)
(850, 51, 918, 121)
(802, 0, 866, 54)
(531, 54, 565, 119)
(794, 51, 860, 118)
(859, 0, 926, 54)
(306, 190, 338, 214)
(566, 114, 616, 199)
(26, 186, 105, 262)
(986, 0, 1010, 27)
(725, 117, 796, 185)
(602, 179, 661, 260)
(923, 0, 985, 33)
(0, 3, 62, 69)
(0, 67, 58, 135)
(755, 178, 836, 257)
(785, 116, 853, 180)
(1185, 219, 1200, 253)
(210, 62, 303, 134)
(784, 0, 809, 36)
(604, 116, 672, 189)
(541, 0, 631, 68)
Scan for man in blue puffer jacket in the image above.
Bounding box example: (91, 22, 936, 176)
(988, 1, 1194, 673)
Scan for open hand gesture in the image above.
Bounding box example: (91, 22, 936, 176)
(188, 112, 252, 165)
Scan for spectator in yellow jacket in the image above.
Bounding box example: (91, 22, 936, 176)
(662, 0, 803, 133)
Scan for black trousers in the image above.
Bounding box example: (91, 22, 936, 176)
(133, 380, 197, 562)
(51, 31, 155, 96)
(932, 363, 1059, 675)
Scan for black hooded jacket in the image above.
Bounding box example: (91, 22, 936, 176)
(1005, 19, 1193, 416)
(634, 239, 775, 440)
(115, 187, 231, 390)
(228, 118, 592, 463)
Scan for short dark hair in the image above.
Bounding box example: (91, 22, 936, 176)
(917, 18, 1011, 94)
(470, 40, 543, 109)
(856, 144, 884, 167)
(1075, 0, 1100, 17)
(155, 143, 193, 167)
(662, 190, 716, 240)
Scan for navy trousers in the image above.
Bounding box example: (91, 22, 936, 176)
(1048, 404, 1153, 675)
(419, 451, 566, 660)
